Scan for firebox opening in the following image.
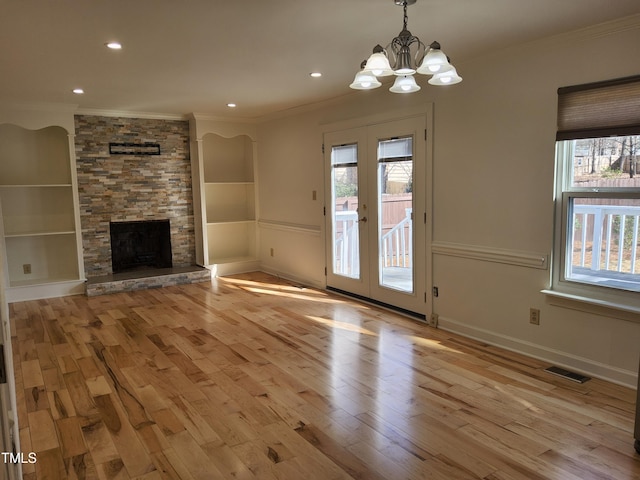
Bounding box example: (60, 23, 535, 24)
(110, 219, 172, 274)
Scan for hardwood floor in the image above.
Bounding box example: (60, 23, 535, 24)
(9, 272, 640, 479)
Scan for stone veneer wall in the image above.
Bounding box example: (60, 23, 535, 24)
(75, 115, 195, 278)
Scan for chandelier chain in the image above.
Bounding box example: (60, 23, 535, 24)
(403, 1, 409, 31)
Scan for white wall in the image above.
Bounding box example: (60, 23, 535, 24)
(256, 16, 640, 387)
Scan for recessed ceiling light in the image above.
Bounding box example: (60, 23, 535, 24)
(72, 88, 84, 95)
(105, 42, 122, 50)
(227, 103, 237, 108)
(310, 72, 322, 78)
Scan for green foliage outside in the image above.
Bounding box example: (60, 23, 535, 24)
(612, 214, 636, 249)
(335, 182, 357, 198)
(599, 166, 626, 178)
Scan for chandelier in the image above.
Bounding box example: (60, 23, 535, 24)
(350, 0, 462, 93)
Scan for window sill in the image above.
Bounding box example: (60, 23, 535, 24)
(542, 288, 640, 323)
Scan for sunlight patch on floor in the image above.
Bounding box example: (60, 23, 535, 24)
(221, 276, 326, 295)
(306, 315, 378, 336)
(240, 286, 349, 304)
(406, 335, 464, 353)
(220, 276, 373, 306)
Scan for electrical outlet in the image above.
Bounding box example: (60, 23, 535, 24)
(312, 190, 317, 201)
(23, 264, 31, 274)
(529, 308, 540, 325)
(432, 286, 439, 297)
(429, 313, 439, 328)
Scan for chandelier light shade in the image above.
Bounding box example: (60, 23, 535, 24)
(351, 0, 462, 93)
(428, 66, 463, 85)
(364, 47, 394, 77)
(389, 75, 421, 93)
(416, 43, 452, 74)
(350, 62, 383, 90)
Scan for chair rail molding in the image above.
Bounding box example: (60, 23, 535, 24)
(258, 219, 321, 236)
(431, 241, 548, 270)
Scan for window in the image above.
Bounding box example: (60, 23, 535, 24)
(552, 76, 640, 311)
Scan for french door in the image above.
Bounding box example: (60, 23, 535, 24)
(324, 115, 427, 316)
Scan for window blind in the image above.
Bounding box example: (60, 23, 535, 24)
(557, 75, 640, 141)
(331, 143, 358, 166)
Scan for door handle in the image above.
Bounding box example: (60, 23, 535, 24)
(358, 216, 368, 223)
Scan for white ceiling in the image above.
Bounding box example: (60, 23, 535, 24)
(1, 0, 639, 119)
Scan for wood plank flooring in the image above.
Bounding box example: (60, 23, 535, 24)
(9, 272, 640, 479)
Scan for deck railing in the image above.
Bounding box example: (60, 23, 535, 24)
(572, 204, 640, 275)
(334, 211, 359, 277)
(381, 208, 412, 268)
(334, 209, 413, 276)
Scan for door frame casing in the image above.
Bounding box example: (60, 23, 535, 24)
(323, 126, 371, 297)
(322, 105, 434, 317)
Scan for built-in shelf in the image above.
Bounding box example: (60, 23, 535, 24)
(0, 123, 84, 299)
(4, 231, 76, 238)
(206, 222, 257, 262)
(4, 234, 79, 287)
(0, 124, 72, 185)
(204, 182, 255, 224)
(0, 184, 72, 188)
(0, 184, 75, 235)
(206, 220, 255, 226)
(190, 124, 258, 275)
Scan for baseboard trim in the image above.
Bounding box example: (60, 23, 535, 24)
(258, 265, 325, 290)
(437, 315, 637, 388)
(6, 280, 86, 302)
(212, 260, 261, 277)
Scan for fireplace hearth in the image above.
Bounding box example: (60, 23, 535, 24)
(110, 219, 172, 273)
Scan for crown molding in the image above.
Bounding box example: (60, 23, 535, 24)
(459, 13, 640, 69)
(75, 108, 188, 121)
(562, 13, 640, 42)
(190, 112, 258, 124)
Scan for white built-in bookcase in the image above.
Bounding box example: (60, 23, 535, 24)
(189, 115, 259, 276)
(0, 113, 85, 301)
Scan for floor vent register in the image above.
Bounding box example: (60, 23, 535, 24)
(545, 366, 591, 383)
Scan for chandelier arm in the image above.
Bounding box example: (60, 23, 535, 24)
(383, 41, 396, 67)
(389, 32, 423, 71)
(413, 38, 426, 66)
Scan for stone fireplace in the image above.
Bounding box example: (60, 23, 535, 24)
(74, 115, 205, 293)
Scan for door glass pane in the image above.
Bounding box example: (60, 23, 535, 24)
(378, 137, 413, 292)
(331, 144, 360, 278)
